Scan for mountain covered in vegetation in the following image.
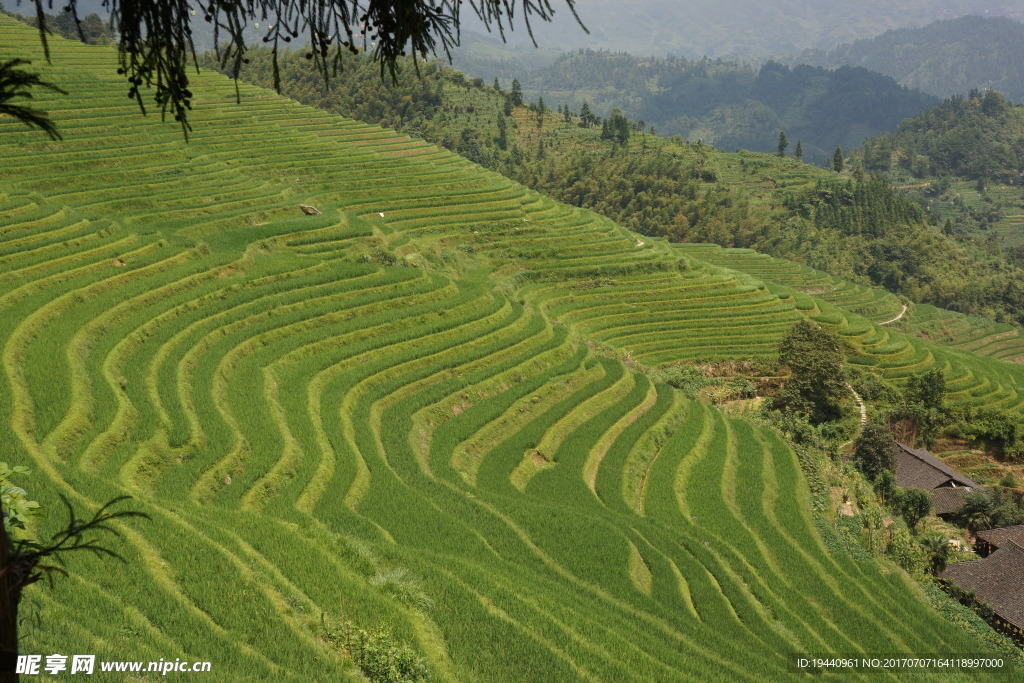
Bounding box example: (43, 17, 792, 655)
(450, 50, 938, 164)
(794, 16, 1024, 101)
(226, 49, 1024, 326)
(854, 91, 1024, 252)
(10, 17, 1024, 678)
(860, 90, 1024, 183)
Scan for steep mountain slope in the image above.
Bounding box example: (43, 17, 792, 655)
(0, 18, 1019, 680)
(795, 16, 1024, 101)
(856, 92, 1024, 249)
(226, 49, 1024, 326)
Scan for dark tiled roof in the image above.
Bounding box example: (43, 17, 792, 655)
(930, 487, 974, 516)
(942, 541, 1024, 631)
(976, 525, 1024, 551)
(893, 442, 981, 497)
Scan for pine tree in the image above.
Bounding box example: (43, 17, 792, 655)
(832, 146, 844, 173)
(496, 115, 508, 150)
(578, 102, 594, 127)
(510, 78, 523, 107)
(794, 140, 803, 161)
(777, 131, 788, 157)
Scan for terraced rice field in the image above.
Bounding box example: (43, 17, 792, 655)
(679, 242, 1024, 369)
(0, 19, 1015, 680)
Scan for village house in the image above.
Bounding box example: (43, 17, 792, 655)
(941, 541, 1024, 646)
(974, 524, 1024, 558)
(893, 443, 983, 518)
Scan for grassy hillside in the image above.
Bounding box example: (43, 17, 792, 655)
(2, 18, 1022, 680)
(227, 48, 1024, 327)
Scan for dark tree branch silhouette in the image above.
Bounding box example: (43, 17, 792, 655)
(7, 1, 583, 137)
(1, 495, 149, 682)
(0, 59, 67, 140)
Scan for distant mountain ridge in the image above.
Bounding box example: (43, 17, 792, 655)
(454, 49, 938, 164)
(9, 0, 1024, 61)
(794, 16, 1024, 101)
(455, 0, 1024, 59)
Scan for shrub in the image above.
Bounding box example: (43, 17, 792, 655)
(321, 619, 430, 682)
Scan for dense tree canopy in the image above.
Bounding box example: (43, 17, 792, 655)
(776, 320, 847, 423)
(854, 421, 896, 481)
(861, 91, 1024, 183)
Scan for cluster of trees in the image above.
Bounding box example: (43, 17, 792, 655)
(774, 320, 848, 423)
(5, 7, 116, 45)
(860, 90, 1024, 182)
(779, 174, 1024, 324)
(457, 49, 938, 164)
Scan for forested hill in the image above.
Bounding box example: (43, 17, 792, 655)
(794, 16, 1024, 101)
(226, 49, 1024, 325)
(452, 50, 938, 164)
(454, 0, 1024, 59)
(853, 91, 1024, 253)
(859, 91, 1024, 182)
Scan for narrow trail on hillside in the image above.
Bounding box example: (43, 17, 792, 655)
(879, 304, 908, 326)
(846, 382, 867, 426)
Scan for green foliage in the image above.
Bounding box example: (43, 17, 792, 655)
(951, 489, 1024, 532)
(780, 172, 1024, 324)
(846, 366, 901, 407)
(900, 368, 947, 448)
(776, 131, 788, 157)
(906, 368, 946, 412)
(832, 146, 844, 173)
(776, 320, 846, 422)
(894, 487, 933, 531)
(946, 406, 1023, 459)
(320, 619, 430, 682)
(509, 78, 523, 107)
(19, 10, 115, 45)
(917, 533, 950, 574)
(0, 461, 42, 538)
(874, 470, 898, 506)
(862, 91, 1024, 182)
(854, 421, 896, 482)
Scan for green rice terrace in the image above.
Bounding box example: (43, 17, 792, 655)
(679, 244, 1024, 365)
(2, 18, 1023, 680)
